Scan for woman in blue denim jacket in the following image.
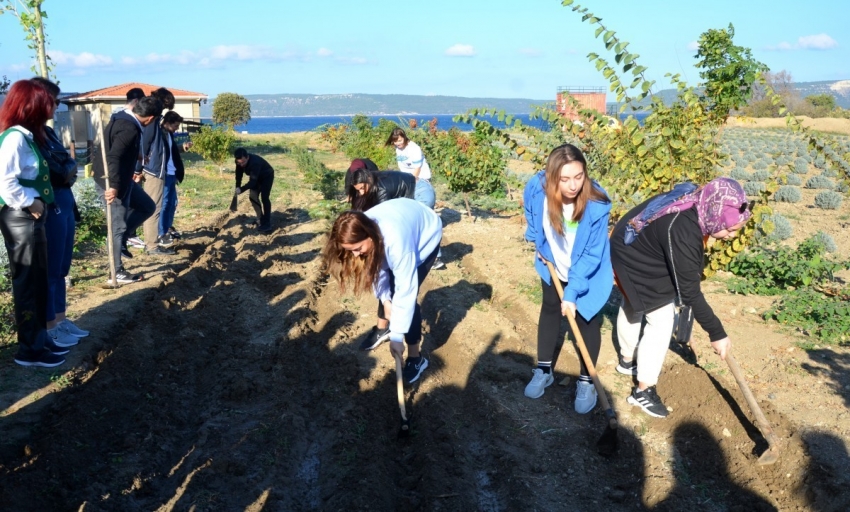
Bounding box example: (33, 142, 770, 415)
(522, 144, 612, 414)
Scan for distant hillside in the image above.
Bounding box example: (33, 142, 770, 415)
(199, 93, 551, 117)
(611, 79, 850, 112)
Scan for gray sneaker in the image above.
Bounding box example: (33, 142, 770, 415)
(524, 368, 554, 399)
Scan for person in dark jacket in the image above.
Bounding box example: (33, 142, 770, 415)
(141, 106, 187, 255)
(30, 77, 91, 346)
(157, 111, 189, 244)
(92, 96, 161, 284)
(610, 177, 751, 418)
(345, 168, 416, 211)
(233, 147, 275, 232)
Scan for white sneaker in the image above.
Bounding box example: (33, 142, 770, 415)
(126, 236, 145, 248)
(574, 380, 598, 414)
(524, 368, 554, 399)
(61, 319, 89, 338)
(48, 326, 80, 348)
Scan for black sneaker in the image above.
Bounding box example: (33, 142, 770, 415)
(121, 245, 133, 259)
(627, 386, 669, 418)
(402, 356, 429, 384)
(168, 228, 182, 239)
(257, 224, 273, 233)
(431, 258, 446, 270)
(109, 267, 143, 285)
(157, 234, 175, 248)
(14, 349, 66, 368)
(146, 246, 175, 256)
(616, 355, 637, 376)
(360, 326, 391, 351)
(44, 337, 71, 356)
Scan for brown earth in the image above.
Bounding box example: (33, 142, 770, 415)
(726, 116, 850, 136)
(1, 125, 849, 510)
(1, 193, 848, 511)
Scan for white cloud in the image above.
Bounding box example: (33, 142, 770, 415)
(798, 34, 838, 50)
(49, 50, 113, 68)
(445, 44, 476, 57)
(686, 41, 699, 51)
(518, 48, 542, 57)
(766, 33, 838, 51)
(317, 48, 333, 57)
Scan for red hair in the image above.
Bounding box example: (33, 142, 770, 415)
(0, 79, 54, 144)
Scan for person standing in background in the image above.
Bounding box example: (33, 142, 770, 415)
(141, 89, 180, 255)
(0, 80, 66, 367)
(386, 127, 444, 270)
(233, 147, 275, 232)
(30, 77, 91, 347)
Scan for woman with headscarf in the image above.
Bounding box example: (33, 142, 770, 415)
(610, 177, 751, 418)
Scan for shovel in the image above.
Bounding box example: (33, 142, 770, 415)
(725, 352, 781, 465)
(545, 260, 618, 456)
(97, 118, 119, 289)
(392, 351, 410, 438)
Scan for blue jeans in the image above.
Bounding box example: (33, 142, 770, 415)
(414, 179, 441, 259)
(414, 179, 436, 208)
(45, 187, 76, 321)
(159, 174, 178, 235)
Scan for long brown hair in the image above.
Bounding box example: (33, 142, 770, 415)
(322, 211, 386, 296)
(545, 143, 609, 236)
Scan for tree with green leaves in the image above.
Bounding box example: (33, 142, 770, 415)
(1, 0, 51, 78)
(0, 75, 10, 94)
(212, 92, 252, 128)
(806, 94, 836, 111)
(694, 23, 768, 121)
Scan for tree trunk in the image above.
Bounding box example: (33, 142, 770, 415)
(463, 193, 474, 222)
(33, 2, 48, 79)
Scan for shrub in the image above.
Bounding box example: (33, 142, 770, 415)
(750, 169, 771, 182)
(821, 167, 837, 178)
(814, 191, 844, 210)
(814, 155, 827, 169)
(813, 231, 838, 253)
(72, 179, 107, 249)
(805, 175, 835, 190)
(190, 125, 238, 170)
(761, 213, 793, 241)
(743, 181, 766, 195)
(836, 181, 849, 193)
(793, 160, 809, 174)
(774, 185, 802, 203)
(730, 168, 751, 181)
(291, 147, 342, 200)
(785, 174, 802, 186)
(752, 159, 768, 170)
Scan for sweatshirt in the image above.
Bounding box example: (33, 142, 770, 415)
(365, 198, 442, 342)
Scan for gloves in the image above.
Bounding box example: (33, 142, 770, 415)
(234, 186, 241, 195)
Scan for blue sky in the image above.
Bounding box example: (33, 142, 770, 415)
(1, 0, 846, 100)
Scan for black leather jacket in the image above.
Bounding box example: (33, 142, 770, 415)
(374, 171, 416, 203)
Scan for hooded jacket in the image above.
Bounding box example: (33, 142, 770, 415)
(523, 170, 613, 320)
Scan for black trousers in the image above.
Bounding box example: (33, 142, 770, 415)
(537, 278, 602, 377)
(248, 174, 274, 228)
(110, 183, 154, 271)
(0, 206, 51, 355)
(376, 243, 440, 346)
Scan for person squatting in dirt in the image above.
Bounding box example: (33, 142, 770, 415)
(0, 80, 67, 367)
(609, 177, 751, 418)
(386, 128, 445, 270)
(93, 96, 162, 284)
(522, 143, 613, 414)
(233, 147, 275, 233)
(344, 158, 416, 212)
(31, 77, 91, 349)
(323, 198, 442, 384)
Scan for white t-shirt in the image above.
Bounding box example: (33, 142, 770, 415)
(395, 140, 431, 181)
(542, 201, 578, 282)
(165, 132, 177, 176)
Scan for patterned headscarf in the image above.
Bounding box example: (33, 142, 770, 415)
(626, 178, 751, 243)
